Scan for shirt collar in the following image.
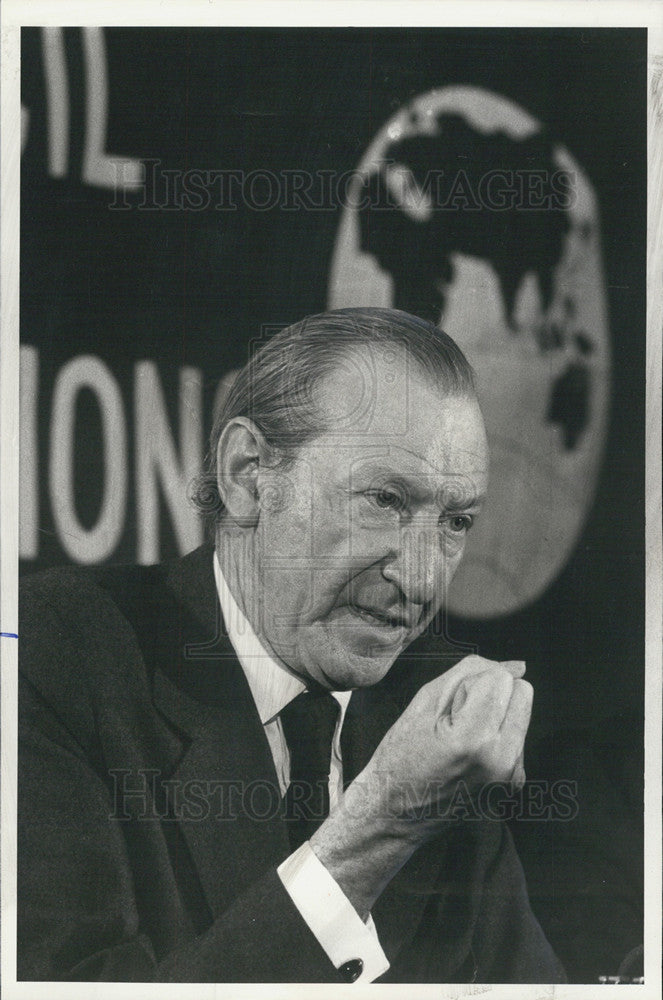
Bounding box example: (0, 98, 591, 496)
(213, 550, 352, 725)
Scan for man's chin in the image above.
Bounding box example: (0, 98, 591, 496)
(303, 627, 405, 690)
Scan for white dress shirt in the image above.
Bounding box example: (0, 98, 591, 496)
(213, 552, 389, 983)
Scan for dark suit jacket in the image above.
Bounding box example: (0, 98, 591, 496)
(18, 543, 565, 983)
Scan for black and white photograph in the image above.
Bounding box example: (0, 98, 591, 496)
(1, 3, 661, 996)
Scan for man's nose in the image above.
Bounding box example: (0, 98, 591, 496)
(380, 523, 449, 609)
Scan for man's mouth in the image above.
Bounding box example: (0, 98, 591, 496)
(348, 604, 411, 630)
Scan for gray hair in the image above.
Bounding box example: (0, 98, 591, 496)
(189, 307, 475, 530)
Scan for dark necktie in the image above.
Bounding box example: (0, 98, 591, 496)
(280, 689, 341, 850)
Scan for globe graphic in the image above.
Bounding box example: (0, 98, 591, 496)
(328, 86, 609, 619)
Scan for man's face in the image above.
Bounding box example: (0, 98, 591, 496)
(242, 345, 488, 690)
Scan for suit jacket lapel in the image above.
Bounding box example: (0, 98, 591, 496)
(149, 545, 291, 920)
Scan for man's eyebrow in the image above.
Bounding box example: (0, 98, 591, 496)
(353, 463, 486, 510)
(404, 476, 485, 507)
(441, 489, 487, 511)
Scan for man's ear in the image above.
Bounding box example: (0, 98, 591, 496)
(216, 417, 266, 527)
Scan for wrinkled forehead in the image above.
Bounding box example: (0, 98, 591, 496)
(312, 342, 427, 436)
(312, 342, 484, 443)
(306, 346, 488, 498)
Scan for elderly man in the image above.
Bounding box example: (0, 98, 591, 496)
(18, 308, 564, 983)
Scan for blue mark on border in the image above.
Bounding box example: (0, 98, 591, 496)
(1, 632, 18, 638)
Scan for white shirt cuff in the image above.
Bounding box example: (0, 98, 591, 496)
(277, 841, 390, 983)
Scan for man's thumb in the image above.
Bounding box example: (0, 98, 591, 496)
(500, 660, 526, 678)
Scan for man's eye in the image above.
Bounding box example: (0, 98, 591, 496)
(444, 514, 474, 534)
(367, 489, 405, 512)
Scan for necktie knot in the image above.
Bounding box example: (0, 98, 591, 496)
(280, 689, 340, 848)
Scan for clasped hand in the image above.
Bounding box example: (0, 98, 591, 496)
(310, 655, 533, 917)
(357, 654, 531, 828)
